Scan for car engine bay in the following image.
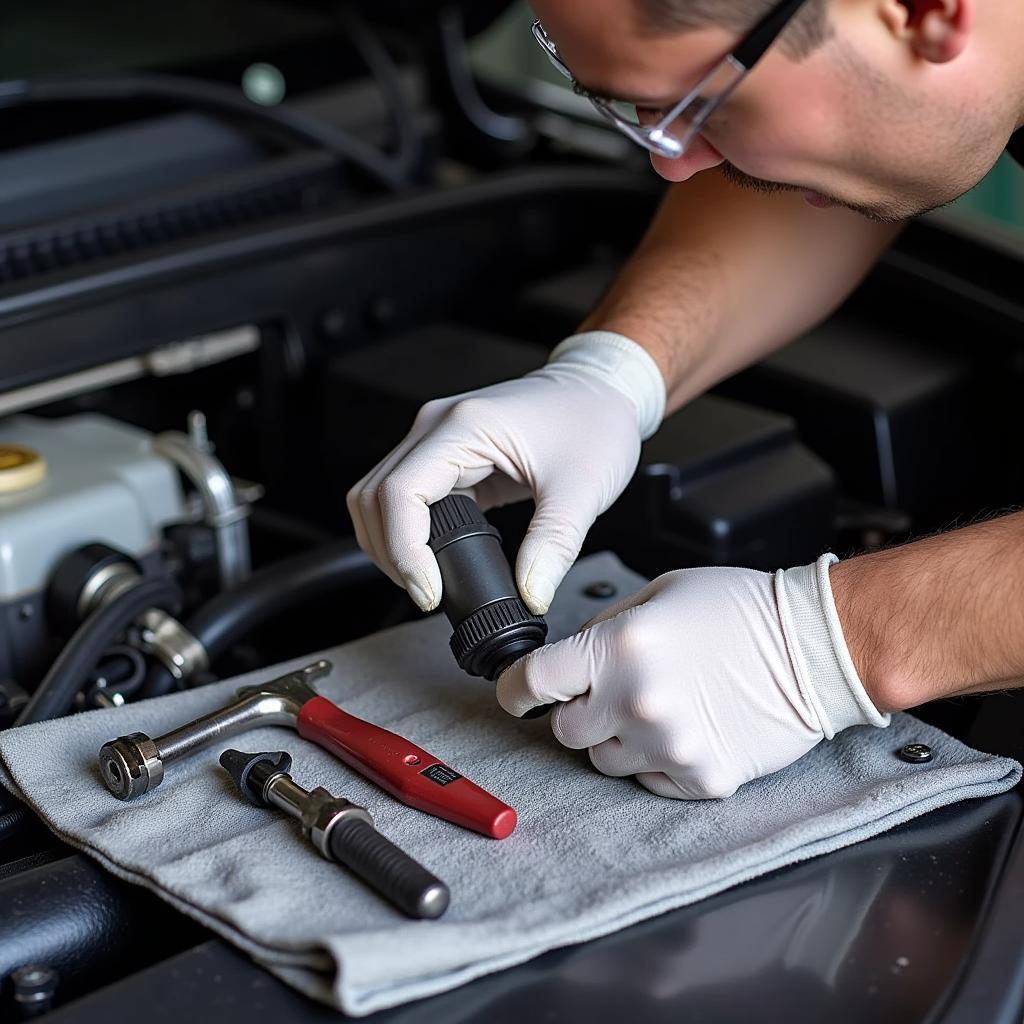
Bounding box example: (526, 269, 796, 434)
(0, 2, 1022, 1021)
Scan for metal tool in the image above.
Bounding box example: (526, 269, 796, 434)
(219, 748, 449, 920)
(98, 660, 517, 838)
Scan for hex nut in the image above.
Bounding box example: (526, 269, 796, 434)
(302, 790, 372, 858)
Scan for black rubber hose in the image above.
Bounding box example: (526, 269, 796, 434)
(336, 5, 422, 180)
(15, 576, 181, 726)
(0, 787, 17, 815)
(0, 806, 28, 843)
(142, 541, 378, 697)
(0, 72, 411, 190)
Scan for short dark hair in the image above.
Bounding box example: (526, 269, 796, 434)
(637, 0, 832, 59)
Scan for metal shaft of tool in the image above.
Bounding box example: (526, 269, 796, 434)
(264, 774, 312, 820)
(154, 695, 293, 764)
(264, 774, 450, 920)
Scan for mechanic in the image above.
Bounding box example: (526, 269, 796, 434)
(348, 0, 1024, 800)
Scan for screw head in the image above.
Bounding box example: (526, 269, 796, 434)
(11, 963, 58, 1004)
(584, 581, 617, 600)
(898, 743, 933, 764)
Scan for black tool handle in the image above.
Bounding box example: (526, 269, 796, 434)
(328, 817, 450, 919)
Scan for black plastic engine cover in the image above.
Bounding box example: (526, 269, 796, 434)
(718, 317, 994, 528)
(593, 394, 836, 575)
(324, 322, 547, 499)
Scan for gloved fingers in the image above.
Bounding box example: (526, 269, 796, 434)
(471, 472, 531, 512)
(514, 490, 602, 615)
(588, 737, 648, 778)
(590, 750, 716, 796)
(578, 584, 652, 631)
(550, 691, 620, 750)
(638, 766, 741, 801)
(347, 437, 421, 591)
(590, 734, 743, 799)
(346, 396, 483, 607)
(376, 402, 533, 611)
(636, 772, 695, 799)
(373, 449, 470, 612)
(496, 626, 605, 717)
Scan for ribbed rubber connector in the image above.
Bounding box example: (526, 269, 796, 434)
(427, 494, 497, 547)
(428, 494, 548, 682)
(450, 597, 547, 680)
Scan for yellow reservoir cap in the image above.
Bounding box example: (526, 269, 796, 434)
(0, 445, 47, 493)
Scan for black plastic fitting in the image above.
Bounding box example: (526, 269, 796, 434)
(47, 543, 138, 636)
(219, 749, 292, 806)
(428, 495, 547, 681)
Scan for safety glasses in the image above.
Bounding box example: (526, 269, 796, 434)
(532, 0, 810, 158)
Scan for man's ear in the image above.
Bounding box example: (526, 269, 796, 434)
(878, 0, 974, 63)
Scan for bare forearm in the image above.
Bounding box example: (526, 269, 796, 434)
(580, 170, 901, 412)
(832, 513, 1024, 713)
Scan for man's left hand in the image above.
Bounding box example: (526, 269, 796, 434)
(497, 557, 890, 799)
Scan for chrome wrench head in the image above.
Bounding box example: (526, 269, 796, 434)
(97, 659, 333, 801)
(99, 732, 163, 800)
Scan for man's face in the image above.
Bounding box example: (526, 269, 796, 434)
(531, 0, 1006, 222)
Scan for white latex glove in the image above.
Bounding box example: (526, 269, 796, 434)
(346, 332, 666, 613)
(497, 554, 890, 799)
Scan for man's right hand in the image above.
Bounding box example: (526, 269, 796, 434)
(346, 332, 666, 615)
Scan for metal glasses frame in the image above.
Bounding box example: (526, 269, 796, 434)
(532, 0, 811, 158)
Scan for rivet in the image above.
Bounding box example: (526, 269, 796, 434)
(11, 963, 59, 1012)
(584, 581, 617, 600)
(898, 743, 933, 764)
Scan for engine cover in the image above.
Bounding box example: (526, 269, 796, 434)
(0, 414, 186, 684)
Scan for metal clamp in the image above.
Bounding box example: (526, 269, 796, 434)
(137, 609, 209, 682)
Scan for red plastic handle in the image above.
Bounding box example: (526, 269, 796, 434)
(297, 696, 517, 839)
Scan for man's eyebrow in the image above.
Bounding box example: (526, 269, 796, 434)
(570, 78, 673, 107)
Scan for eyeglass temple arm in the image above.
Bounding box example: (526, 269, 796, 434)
(732, 0, 812, 70)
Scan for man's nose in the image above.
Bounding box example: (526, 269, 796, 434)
(650, 134, 724, 182)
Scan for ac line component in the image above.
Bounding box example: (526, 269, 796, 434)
(428, 494, 550, 717)
(98, 660, 517, 838)
(219, 748, 450, 920)
(152, 411, 253, 590)
(428, 494, 547, 680)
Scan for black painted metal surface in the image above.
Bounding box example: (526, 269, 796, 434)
(41, 794, 1023, 1023)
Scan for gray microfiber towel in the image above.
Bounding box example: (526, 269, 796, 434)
(0, 553, 1019, 1016)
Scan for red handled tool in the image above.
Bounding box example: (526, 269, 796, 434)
(99, 660, 517, 839)
(297, 693, 516, 838)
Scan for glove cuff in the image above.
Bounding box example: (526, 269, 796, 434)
(548, 331, 667, 440)
(775, 554, 890, 739)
